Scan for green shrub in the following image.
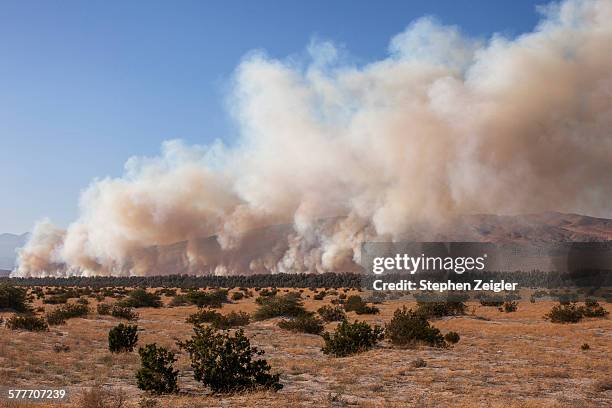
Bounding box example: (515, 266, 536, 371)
(46, 303, 89, 325)
(545, 303, 583, 323)
(111, 305, 139, 321)
(444, 331, 460, 344)
(231, 291, 244, 301)
(119, 289, 161, 308)
(317, 305, 346, 322)
(108, 323, 139, 353)
(580, 300, 609, 318)
(313, 291, 326, 300)
(97, 303, 112, 315)
(258, 288, 277, 297)
(6, 314, 48, 331)
(343, 295, 379, 315)
(211, 311, 250, 330)
(385, 307, 446, 348)
(0, 284, 31, 313)
(415, 301, 466, 318)
(254, 293, 306, 320)
(500, 301, 518, 313)
(321, 320, 383, 357)
(278, 313, 324, 335)
(43, 294, 70, 304)
(178, 325, 282, 393)
(186, 309, 221, 325)
(180, 289, 229, 308)
(186, 309, 249, 329)
(479, 295, 505, 307)
(136, 344, 179, 394)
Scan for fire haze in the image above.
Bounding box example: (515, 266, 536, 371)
(14, 0, 612, 277)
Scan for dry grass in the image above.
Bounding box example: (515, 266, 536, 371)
(0, 288, 610, 407)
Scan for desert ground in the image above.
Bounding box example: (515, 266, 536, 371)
(0, 288, 610, 408)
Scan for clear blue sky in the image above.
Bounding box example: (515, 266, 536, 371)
(0, 0, 543, 233)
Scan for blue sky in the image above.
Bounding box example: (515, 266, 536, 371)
(0, 0, 543, 233)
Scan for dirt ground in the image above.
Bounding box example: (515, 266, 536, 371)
(0, 288, 610, 408)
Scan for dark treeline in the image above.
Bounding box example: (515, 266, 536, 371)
(0, 269, 609, 290)
(0, 272, 362, 289)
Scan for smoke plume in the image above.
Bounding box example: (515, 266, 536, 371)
(14, 0, 612, 277)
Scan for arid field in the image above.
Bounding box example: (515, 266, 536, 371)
(0, 287, 610, 408)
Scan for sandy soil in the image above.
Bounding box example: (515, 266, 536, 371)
(0, 288, 610, 407)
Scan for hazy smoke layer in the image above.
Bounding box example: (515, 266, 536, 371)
(14, 0, 612, 277)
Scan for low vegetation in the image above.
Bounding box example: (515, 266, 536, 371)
(343, 295, 379, 315)
(253, 293, 306, 320)
(385, 306, 446, 348)
(119, 289, 162, 308)
(136, 343, 179, 395)
(108, 323, 139, 353)
(321, 320, 384, 357)
(317, 305, 347, 322)
(415, 300, 466, 318)
(46, 303, 89, 325)
(278, 313, 324, 335)
(0, 284, 31, 312)
(545, 301, 609, 323)
(178, 325, 282, 393)
(6, 314, 48, 331)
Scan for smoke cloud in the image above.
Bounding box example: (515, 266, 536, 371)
(14, 0, 612, 277)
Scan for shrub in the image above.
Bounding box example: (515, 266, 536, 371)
(46, 303, 89, 325)
(580, 343, 590, 351)
(545, 303, 583, 323)
(43, 294, 70, 304)
(500, 301, 518, 313)
(343, 295, 379, 315)
(343, 295, 365, 312)
(321, 320, 383, 357)
(580, 300, 609, 318)
(6, 314, 48, 331)
(178, 325, 282, 393)
(53, 343, 70, 353)
(231, 291, 244, 301)
(182, 289, 229, 308)
(385, 307, 446, 348)
(278, 313, 324, 335)
(119, 289, 161, 308)
(97, 303, 112, 315)
(186, 309, 249, 329)
(259, 288, 277, 297)
(186, 309, 222, 325)
(313, 291, 326, 300)
(0, 284, 31, 313)
(355, 304, 380, 315)
(479, 295, 505, 307)
(108, 323, 139, 353)
(136, 344, 179, 394)
(317, 305, 347, 322)
(415, 301, 466, 318)
(211, 311, 250, 330)
(254, 293, 306, 320)
(411, 358, 427, 368)
(444, 331, 460, 344)
(169, 295, 189, 307)
(111, 305, 139, 321)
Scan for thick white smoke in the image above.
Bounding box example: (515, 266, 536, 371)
(14, 0, 612, 277)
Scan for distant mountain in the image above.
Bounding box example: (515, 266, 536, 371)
(0, 233, 29, 270)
